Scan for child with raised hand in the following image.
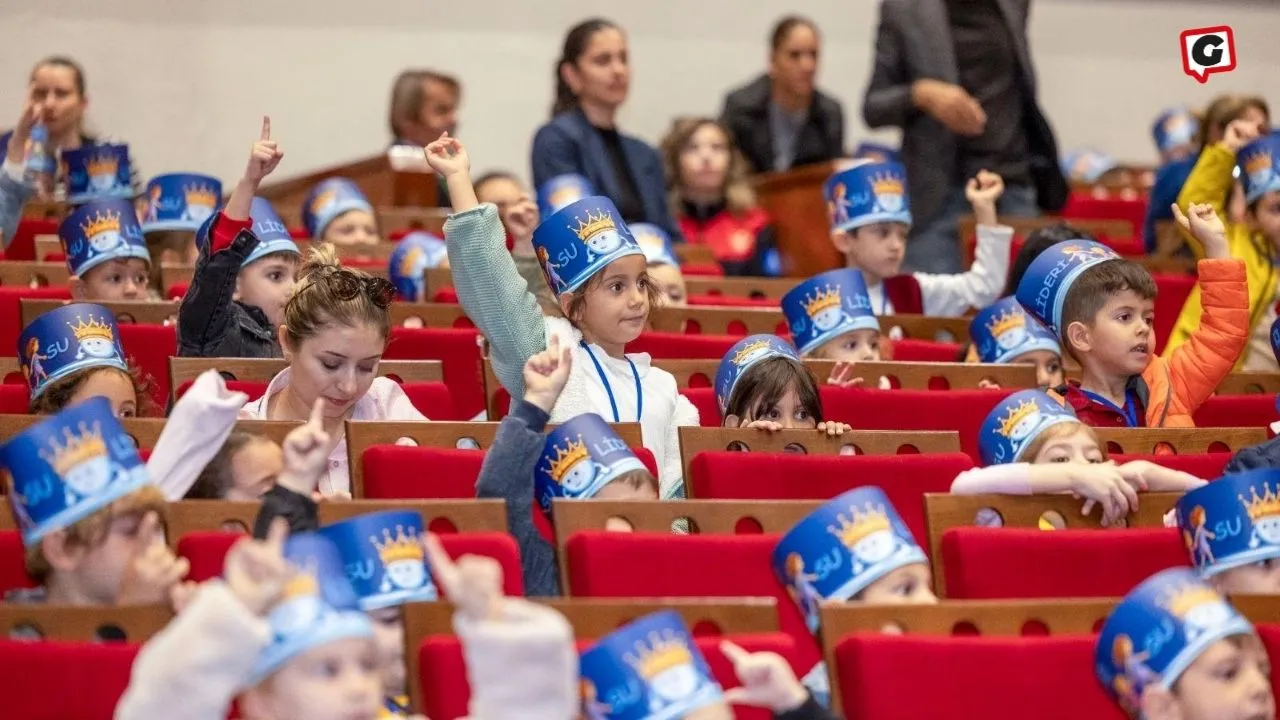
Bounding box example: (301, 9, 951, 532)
(1176, 468, 1280, 595)
(716, 334, 851, 436)
(433, 133, 698, 498)
(1168, 119, 1280, 371)
(825, 161, 1010, 316)
(1096, 568, 1274, 720)
(969, 296, 1064, 390)
(179, 116, 300, 359)
(952, 390, 1204, 527)
(477, 335, 659, 596)
(0, 99, 46, 245)
(303, 177, 380, 246)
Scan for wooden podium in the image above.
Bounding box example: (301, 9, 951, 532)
(751, 161, 842, 277)
(256, 153, 441, 228)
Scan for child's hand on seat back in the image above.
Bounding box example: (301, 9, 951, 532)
(1172, 202, 1228, 260)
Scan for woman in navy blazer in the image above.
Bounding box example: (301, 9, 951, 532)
(531, 18, 680, 239)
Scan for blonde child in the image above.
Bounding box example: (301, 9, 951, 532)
(716, 334, 851, 436)
(1096, 568, 1273, 720)
(434, 133, 698, 498)
(179, 117, 300, 359)
(387, 230, 447, 303)
(824, 161, 1010, 316)
(782, 268, 879, 362)
(58, 197, 152, 301)
(140, 172, 220, 296)
(302, 177, 380, 246)
(1175, 468, 1280, 595)
(632, 221, 688, 306)
(969, 296, 1064, 390)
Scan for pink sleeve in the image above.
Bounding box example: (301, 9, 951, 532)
(949, 463, 1035, 495)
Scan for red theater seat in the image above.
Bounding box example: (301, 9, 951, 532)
(385, 328, 484, 419)
(0, 530, 37, 595)
(628, 332, 741, 359)
(1193, 394, 1279, 433)
(680, 388, 721, 426)
(0, 639, 141, 720)
(0, 384, 28, 414)
(888, 339, 964, 362)
(687, 295, 779, 308)
(0, 286, 71, 355)
(118, 324, 177, 410)
(824, 387, 1008, 462)
(1109, 452, 1230, 479)
(1152, 274, 1195, 354)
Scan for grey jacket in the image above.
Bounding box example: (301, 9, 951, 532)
(0, 163, 36, 249)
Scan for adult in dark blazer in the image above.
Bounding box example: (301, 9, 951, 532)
(721, 16, 845, 174)
(863, 0, 1067, 274)
(531, 18, 680, 239)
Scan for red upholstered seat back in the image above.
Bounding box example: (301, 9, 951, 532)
(1151, 273, 1196, 354)
(1193, 394, 1279, 433)
(680, 388, 721, 426)
(628, 332, 741, 359)
(118, 323, 177, 410)
(0, 530, 36, 594)
(1109, 452, 1231, 479)
(0, 384, 28, 414)
(823, 387, 1009, 462)
(941, 527, 1189, 599)
(0, 639, 141, 720)
(0, 286, 71, 356)
(384, 328, 485, 420)
(887, 338, 964, 362)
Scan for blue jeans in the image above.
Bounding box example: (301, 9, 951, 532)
(904, 183, 1039, 274)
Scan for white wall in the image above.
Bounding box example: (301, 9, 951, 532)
(1, 0, 1277, 189)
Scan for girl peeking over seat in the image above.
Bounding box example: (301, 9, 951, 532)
(302, 177, 380, 246)
(969, 296, 1064, 390)
(716, 333, 850, 436)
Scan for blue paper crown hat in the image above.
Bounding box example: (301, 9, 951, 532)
(534, 413, 647, 515)
(979, 389, 1080, 466)
(772, 487, 927, 635)
(1152, 107, 1199, 156)
(531, 196, 643, 295)
(1062, 149, 1119, 184)
(537, 174, 596, 217)
(318, 510, 438, 611)
(851, 141, 901, 164)
(1096, 568, 1254, 713)
(1239, 135, 1280, 206)
(195, 197, 299, 267)
(823, 160, 912, 233)
(630, 223, 679, 267)
(62, 143, 133, 204)
(714, 334, 802, 414)
(18, 302, 129, 400)
(1176, 468, 1280, 577)
(141, 173, 222, 233)
(969, 296, 1061, 365)
(388, 231, 447, 301)
(579, 610, 725, 720)
(59, 198, 151, 277)
(246, 532, 374, 686)
(1014, 239, 1121, 335)
(782, 268, 879, 356)
(0, 397, 150, 546)
(302, 177, 374, 238)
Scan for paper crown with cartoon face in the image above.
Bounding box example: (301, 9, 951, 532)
(59, 198, 150, 277)
(246, 532, 374, 686)
(537, 174, 596, 217)
(1014, 239, 1121, 336)
(318, 510, 438, 611)
(1176, 468, 1280, 577)
(1239, 135, 1280, 206)
(714, 334, 802, 414)
(782, 268, 879, 356)
(1062, 149, 1118, 184)
(1095, 568, 1254, 714)
(822, 160, 912, 233)
(1152, 107, 1199, 156)
(578, 610, 724, 720)
(969, 296, 1061, 365)
(141, 173, 222, 233)
(18, 303, 128, 400)
(531, 196, 643, 295)
(979, 389, 1079, 466)
(0, 397, 150, 546)
(851, 141, 902, 165)
(195, 197, 299, 267)
(630, 223, 678, 267)
(302, 177, 374, 239)
(535, 413, 647, 514)
(771, 487, 926, 635)
(388, 231, 447, 301)
(62, 143, 133, 204)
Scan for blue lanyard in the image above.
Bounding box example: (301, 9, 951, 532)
(580, 340, 643, 423)
(1082, 388, 1140, 427)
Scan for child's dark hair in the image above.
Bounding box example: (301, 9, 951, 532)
(552, 18, 622, 117)
(563, 264, 664, 325)
(1060, 260, 1158, 358)
(724, 357, 823, 424)
(1002, 224, 1097, 297)
(474, 170, 523, 198)
(27, 363, 159, 417)
(184, 432, 265, 500)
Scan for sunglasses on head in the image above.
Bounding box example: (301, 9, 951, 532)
(302, 265, 396, 308)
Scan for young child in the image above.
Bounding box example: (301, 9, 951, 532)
(1015, 221, 1248, 427)
(0, 397, 188, 607)
(434, 134, 698, 498)
(824, 161, 1010, 316)
(183, 431, 283, 501)
(179, 117, 300, 359)
(477, 336, 658, 597)
(1062, 148, 1124, 186)
(781, 268, 879, 362)
(716, 334, 851, 436)
(302, 177, 379, 246)
(1096, 567, 1273, 719)
(969, 296, 1064, 390)
(472, 171, 553, 314)
(20, 302, 152, 418)
(955, 389, 1205, 527)
(1167, 121, 1280, 371)
(140, 172, 220, 296)
(1153, 106, 1201, 165)
(387, 230, 447, 303)
(632, 222, 688, 306)
(58, 197, 152, 301)
(1175, 467, 1280, 594)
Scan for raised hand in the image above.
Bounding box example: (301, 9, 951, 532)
(965, 170, 1005, 225)
(523, 334, 574, 412)
(720, 640, 809, 712)
(1171, 202, 1228, 260)
(423, 532, 503, 622)
(116, 512, 191, 605)
(244, 115, 284, 184)
(424, 132, 470, 178)
(6, 99, 43, 164)
(1223, 118, 1261, 153)
(276, 399, 331, 498)
(827, 361, 866, 388)
(224, 517, 293, 615)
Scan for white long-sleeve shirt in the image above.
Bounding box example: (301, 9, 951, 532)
(867, 223, 1013, 317)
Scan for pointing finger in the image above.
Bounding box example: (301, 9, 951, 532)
(260, 115, 271, 141)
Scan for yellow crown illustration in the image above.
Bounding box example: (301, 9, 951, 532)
(732, 338, 773, 366)
(67, 315, 116, 344)
(39, 422, 108, 477)
(1244, 149, 1274, 176)
(571, 209, 616, 241)
(625, 630, 694, 679)
(372, 525, 425, 565)
(870, 173, 903, 197)
(986, 307, 1026, 338)
(546, 434, 591, 483)
(86, 152, 118, 178)
(80, 209, 122, 238)
(997, 398, 1040, 439)
(827, 503, 893, 549)
(184, 183, 218, 208)
(1239, 484, 1280, 523)
(1161, 583, 1222, 618)
(397, 247, 425, 278)
(282, 564, 320, 601)
(803, 285, 842, 317)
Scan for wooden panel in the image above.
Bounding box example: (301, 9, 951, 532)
(647, 306, 971, 343)
(162, 499, 508, 540)
(33, 235, 61, 261)
(1217, 373, 1280, 395)
(1093, 427, 1265, 455)
(0, 262, 69, 288)
(169, 357, 442, 395)
(255, 155, 398, 228)
(0, 415, 171, 454)
(0, 604, 173, 643)
(20, 200, 67, 221)
(0, 357, 19, 381)
(376, 207, 448, 235)
(677, 427, 961, 498)
(751, 161, 842, 277)
(673, 244, 718, 266)
(388, 302, 475, 329)
(685, 276, 796, 300)
(21, 298, 177, 327)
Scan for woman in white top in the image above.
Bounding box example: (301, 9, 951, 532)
(239, 245, 426, 496)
